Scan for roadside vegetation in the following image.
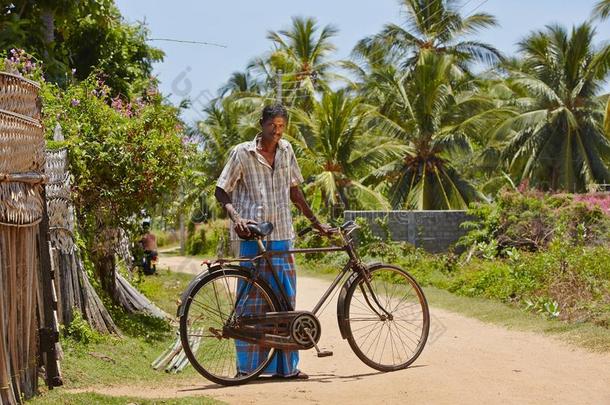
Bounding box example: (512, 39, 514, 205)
(295, 190, 610, 349)
(26, 269, 218, 404)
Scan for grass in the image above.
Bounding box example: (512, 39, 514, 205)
(54, 324, 195, 389)
(423, 286, 610, 352)
(28, 391, 221, 405)
(25, 269, 218, 404)
(136, 268, 194, 315)
(56, 270, 200, 389)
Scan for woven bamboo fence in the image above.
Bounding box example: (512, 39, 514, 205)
(0, 73, 41, 121)
(0, 72, 61, 404)
(45, 125, 119, 335)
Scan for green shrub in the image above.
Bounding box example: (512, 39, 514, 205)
(447, 258, 537, 300)
(64, 310, 105, 345)
(186, 220, 229, 256)
(299, 214, 610, 329)
(460, 190, 610, 256)
(186, 226, 206, 255)
(152, 230, 178, 248)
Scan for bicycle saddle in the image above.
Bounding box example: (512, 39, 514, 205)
(244, 221, 274, 239)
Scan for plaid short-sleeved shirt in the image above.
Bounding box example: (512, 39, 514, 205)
(217, 134, 305, 241)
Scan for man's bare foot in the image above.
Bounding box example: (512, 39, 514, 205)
(286, 371, 309, 380)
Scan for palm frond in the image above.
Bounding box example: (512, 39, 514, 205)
(593, 0, 610, 20)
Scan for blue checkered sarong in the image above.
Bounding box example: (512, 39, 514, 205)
(235, 240, 299, 376)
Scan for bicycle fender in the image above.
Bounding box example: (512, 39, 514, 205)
(335, 261, 385, 339)
(176, 271, 209, 318)
(336, 272, 359, 340)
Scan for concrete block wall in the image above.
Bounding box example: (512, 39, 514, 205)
(344, 210, 471, 253)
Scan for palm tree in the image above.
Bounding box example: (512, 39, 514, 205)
(496, 23, 610, 192)
(290, 90, 406, 214)
(368, 51, 509, 209)
(593, 0, 610, 19)
(218, 71, 262, 97)
(605, 97, 610, 137)
(250, 16, 343, 108)
(593, 0, 610, 137)
(353, 0, 502, 71)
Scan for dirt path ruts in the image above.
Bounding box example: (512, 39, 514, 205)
(78, 255, 610, 405)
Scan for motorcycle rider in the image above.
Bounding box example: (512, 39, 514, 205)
(139, 220, 158, 274)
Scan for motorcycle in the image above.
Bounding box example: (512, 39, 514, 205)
(141, 250, 158, 275)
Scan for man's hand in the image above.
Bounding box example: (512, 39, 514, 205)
(233, 217, 258, 239)
(313, 221, 334, 237)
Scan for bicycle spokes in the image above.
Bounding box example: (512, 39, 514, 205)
(345, 266, 429, 371)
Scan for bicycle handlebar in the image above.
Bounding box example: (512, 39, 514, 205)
(297, 220, 357, 238)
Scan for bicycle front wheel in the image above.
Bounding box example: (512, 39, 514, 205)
(344, 264, 429, 371)
(179, 267, 280, 385)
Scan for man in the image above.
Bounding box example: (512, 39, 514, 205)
(139, 220, 158, 275)
(215, 103, 331, 380)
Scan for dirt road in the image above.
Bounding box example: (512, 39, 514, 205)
(89, 255, 610, 404)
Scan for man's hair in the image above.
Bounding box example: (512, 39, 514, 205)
(261, 103, 288, 123)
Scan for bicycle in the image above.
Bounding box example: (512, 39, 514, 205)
(178, 220, 430, 386)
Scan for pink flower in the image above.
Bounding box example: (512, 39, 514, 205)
(111, 97, 123, 110)
(517, 178, 530, 193)
(574, 193, 610, 214)
(71, 99, 80, 107)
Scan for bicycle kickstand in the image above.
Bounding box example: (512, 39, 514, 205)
(304, 328, 333, 358)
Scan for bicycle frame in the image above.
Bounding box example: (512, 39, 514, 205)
(210, 229, 388, 321)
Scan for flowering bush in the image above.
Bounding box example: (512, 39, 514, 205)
(40, 74, 193, 293)
(573, 193, 610, 214)
(41, 75, 191, 227)
(460, 190, 610, 254)
(0, 49, 44, 81)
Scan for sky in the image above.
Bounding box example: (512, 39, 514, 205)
(115, 0, 610, 124)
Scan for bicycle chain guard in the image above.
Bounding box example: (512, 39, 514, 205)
(222, 310, 321, 351)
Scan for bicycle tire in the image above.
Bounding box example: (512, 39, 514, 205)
(179, 267, 281, 385)
(343, 264, 430, 372)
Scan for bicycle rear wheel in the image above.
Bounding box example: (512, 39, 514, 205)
(179, 267, 280, 385)
(344, 264, 429, 371)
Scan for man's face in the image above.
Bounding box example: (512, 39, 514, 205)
(261, 116, 287, 143)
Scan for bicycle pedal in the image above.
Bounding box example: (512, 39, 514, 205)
(317, 351, 333, 358)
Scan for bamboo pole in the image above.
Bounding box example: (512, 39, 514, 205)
(0, 173, 46, 185)
(37, 191, 63, 388)
(0, 227, 16, 404)
(151, 336, 182, 370)
(115, 272, 169, 319)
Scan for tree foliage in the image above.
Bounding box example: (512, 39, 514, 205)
(188, 2, 610, 220)
(353, 0, 502, 72)
(0, 0, 163, 97)
(41, 75, 189, 233)
(40, 73, 190, 295)
(497, 23, 610, 192)
(290, 90, 406, 213)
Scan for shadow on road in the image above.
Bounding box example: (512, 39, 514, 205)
(179, 365, 428, 392)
